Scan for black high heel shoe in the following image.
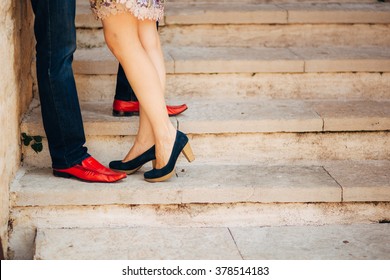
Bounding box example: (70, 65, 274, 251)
(144, 130, 195, 183)
(109, 146, 156, 174)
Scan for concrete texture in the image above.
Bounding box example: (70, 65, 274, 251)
(10, 164, 342, 207)
(76, 2, 390, 27)
(165, 3, 287, 24)
(312, 100, 390, 131)
(21, 99, 390, 136)
(34, 227, 241, 260)
(73, 46, 175, 75)
(285, 3, 390, 24)
(75, 73, 390, 102)
(291, 46, 390, 72)
(169, 46, 304, 73)
(167, 100, 324, 133)
(21, 132, 390, 169)
(9, 201, 390, 259)
(158, 24, 390, 48)
(324, 161, 390, 202)
(73, 45, 390, 75)
(0, 0, 34, 259)
(230, 224, 390, 260)
(33, 224, 390, 260)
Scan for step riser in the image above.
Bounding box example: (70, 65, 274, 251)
(77, 24, 390, 49)
(75, 73, 390, 102)
(72, 46, 390, 75)
(21, 132, 390, 168)
(8, 202, 390, 259)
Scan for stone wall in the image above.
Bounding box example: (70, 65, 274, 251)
(0, 0, 34, 258)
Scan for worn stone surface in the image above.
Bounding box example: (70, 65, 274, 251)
(312, 100, 390, 131)
(77, 2, 390, 27)
(34, 224, 390, 260)
(75, 73, 390, 102)
(21, 99, 175, 136)
(324, 161, 390, 202)
(286, 3, 390, 23)
(34, 227, 241, 260)
(158, 24, 390, 48)
(230, 224, 390, 259)
(77, 23, 390, 50)
(169, 46, 304, 73)
(291, 46, 390, 72)
(76, 2, 390, 49)
(8, 201, 390, 259)
(73, 46, 175, 75)
(165, 3, 287, 24)
(21, 99, 390, 136)
(11, 164, 341, 207)
(21, 133, 390, 168)
(0, 0, 34, 258)
(73, 45, 390, 75)
(178, 100, 323, 133)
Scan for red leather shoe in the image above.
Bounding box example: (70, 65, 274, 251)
(81, 156, 124, 176)
(113, 100, 188, 117)
(53, 157, 127, 183)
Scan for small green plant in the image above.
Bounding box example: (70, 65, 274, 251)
(21, 133, 43, 153)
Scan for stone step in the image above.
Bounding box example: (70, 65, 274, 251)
(33, 224, 390, 259)
(22, 99, 390, 136)
(20, 99, 390, 167)
(75, 72, 390, 102)
(164, 3, 390, 25)
(9, 159, 390, 259)
(11, 161, 390, 208)
(76, 2, 390, 48)
(73, 46, 390, 76)
(77, 2, 390, 28)
(10, 200, 390, 259)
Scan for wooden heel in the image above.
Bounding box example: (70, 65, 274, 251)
(182, 143, 195, 162)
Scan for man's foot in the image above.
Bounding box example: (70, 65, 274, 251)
(53, 156, 127, 183)
(112, 100, 188, 117)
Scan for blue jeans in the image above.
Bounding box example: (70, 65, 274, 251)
(31, 0, 89, 169)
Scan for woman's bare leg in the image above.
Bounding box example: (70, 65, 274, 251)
(122, 107, 154, 162)
(138, 20, 166, 92)
(102, 13, 176, 168)
(122, 19, 167, 162)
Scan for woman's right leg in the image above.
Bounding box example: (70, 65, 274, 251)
(102, 13, 177, 169)
(122, 19, 167, 162)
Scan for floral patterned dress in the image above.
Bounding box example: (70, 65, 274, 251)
(90, 0, 165, 21)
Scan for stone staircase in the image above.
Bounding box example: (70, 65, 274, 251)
(8, 0, 390, 259)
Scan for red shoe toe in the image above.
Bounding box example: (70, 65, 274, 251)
(166, 104, 188, 116)
(81, 156, 126, 176)
(113, 100, 188, 117)
(53, 158, 126, 183)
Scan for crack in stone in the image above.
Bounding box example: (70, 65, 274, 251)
(228, 227, 244, 260)
(322, 166, 344, 202)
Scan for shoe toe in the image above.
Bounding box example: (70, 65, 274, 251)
(109, 160, 122, 169)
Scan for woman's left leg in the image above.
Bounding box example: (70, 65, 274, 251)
(102, 13, 176, 169)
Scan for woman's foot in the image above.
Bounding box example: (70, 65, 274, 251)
(144, 130, 195, 183)
(154, 126, 177, 169)
(109, 141, 156, 174)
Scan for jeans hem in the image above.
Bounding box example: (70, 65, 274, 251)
(51, 153, 91, 170)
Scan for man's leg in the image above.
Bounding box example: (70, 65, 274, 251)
(113, 22, 188, 117)
(30, 0, 126, 182)
(31, 0, 89, 169)
(115, 63, 137, 102)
